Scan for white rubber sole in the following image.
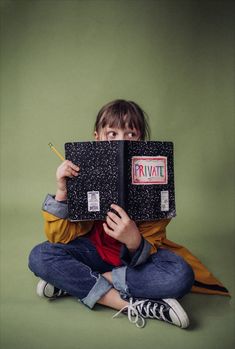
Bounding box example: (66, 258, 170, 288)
(163, 298, 189, 329)
(36, 279, 55, 298)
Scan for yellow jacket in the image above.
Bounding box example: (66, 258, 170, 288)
(43, 210, 229, 296)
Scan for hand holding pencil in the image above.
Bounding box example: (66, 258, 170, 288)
(48, 142, 80, 201)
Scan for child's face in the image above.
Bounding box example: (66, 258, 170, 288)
(94, 125, 141, 141)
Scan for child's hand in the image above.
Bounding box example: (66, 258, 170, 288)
(55, 160, 80, 201)
(103, 204, 142, 253)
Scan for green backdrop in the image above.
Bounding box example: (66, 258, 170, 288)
(0, 1, 234, 349)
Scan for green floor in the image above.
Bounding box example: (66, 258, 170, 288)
(0, 209, 234, 349)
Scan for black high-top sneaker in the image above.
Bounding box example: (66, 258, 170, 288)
(113, 298, 189, 329)
(36, 279, 68, 300)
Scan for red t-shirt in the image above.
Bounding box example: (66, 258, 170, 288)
(87, 221, 122, 266)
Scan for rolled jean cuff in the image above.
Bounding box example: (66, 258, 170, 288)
(81, 275, 113, 309)
(42, 194, 68, 219)
(112, 266, 130, 299)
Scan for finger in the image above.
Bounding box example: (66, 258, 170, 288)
(110, 204, 129, 220)
(64, 169, 78, 177)
(58, 161, 68, 171)
(107, 211, 120, 224)
(106, 216, 116, 230)
(62, 160, 72, 167)
(70, 162, 80, 171)
(64, 161, 80, 172)
(103, 223, 115, 238)
(71, 170, 79, 176)
(61, 160, 78, 170)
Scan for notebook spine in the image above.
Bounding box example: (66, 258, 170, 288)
(117, 141, 127, 211)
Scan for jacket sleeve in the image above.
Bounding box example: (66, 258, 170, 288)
(138, 219, 172, 253)
(119, 218, 171, 267)
(120, 237, 152, 267)
(42, 194, 94, 243)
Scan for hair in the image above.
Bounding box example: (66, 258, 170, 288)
(94, 99, 150, 140)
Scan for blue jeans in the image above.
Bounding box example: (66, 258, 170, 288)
(28, 237, 194, 308)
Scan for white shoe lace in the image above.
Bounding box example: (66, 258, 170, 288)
(112, 299, 146, 328)
(113, 298, 171, 328)
(137, 301, 169, 322)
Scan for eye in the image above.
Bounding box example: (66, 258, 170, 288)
(107, 131, 117, 139)
(127, 132, 136, 138)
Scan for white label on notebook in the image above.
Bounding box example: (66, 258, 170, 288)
(161, 191, 169, 211)
(87, 191, 100, 212)
(132, 156, 168, 185)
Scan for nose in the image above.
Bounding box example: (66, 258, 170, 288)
(116, 136, 125, 140)
(115, 132, 125, 141)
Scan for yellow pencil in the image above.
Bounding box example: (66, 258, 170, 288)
(48, 142, 65, 161)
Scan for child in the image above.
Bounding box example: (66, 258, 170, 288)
(28, 100, 227, 329)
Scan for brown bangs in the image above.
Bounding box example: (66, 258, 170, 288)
(100, 110, 139, 131)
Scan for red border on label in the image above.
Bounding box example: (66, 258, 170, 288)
(132, 156, 168, 185)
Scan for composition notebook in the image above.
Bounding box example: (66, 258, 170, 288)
(65, 140, 176, 221)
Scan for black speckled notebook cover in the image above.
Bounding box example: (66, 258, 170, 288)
(65, 141, 176, 221)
